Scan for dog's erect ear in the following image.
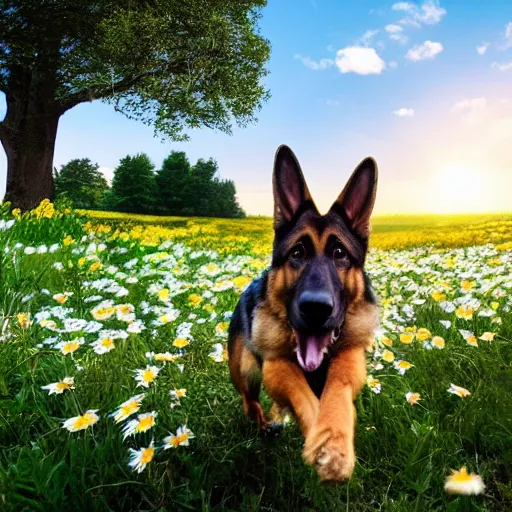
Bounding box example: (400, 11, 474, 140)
(273, 145, 314, 227)
(329, 157, 378, 238)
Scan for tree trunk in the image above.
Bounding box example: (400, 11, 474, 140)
(1, 83, 60, 210)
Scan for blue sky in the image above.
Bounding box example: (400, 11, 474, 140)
(1, 0, 512, 214)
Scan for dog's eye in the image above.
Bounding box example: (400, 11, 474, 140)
(290, 244, 306, 262)
(333, 245, 347, 261)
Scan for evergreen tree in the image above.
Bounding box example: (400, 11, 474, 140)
(54, 158, 109, 209)
(156, 152, 191, 214)
(190, 158, 218, 216)
(108, 154, 156, 213)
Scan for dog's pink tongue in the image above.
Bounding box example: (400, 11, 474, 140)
(295, 332, 331, 372)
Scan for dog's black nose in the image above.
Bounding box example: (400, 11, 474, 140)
(298, 290, 333, 326)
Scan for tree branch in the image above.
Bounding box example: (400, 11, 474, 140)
(58, 68, 162, 113)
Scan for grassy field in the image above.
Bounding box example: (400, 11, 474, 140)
(1, 201, 511, 511)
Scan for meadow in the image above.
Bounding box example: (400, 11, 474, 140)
(0, 201, 511, 511)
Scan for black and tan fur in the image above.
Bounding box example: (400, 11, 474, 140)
(228, 145, 380, 482)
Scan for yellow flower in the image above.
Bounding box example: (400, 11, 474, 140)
(406, 392, 421, 405)
(431, 291, 447, 301)
(394, 360, 414, 375)
(188, 294, 203, 307)
(62, 410, 99, 432)
(466, 335, 478, 347)
(91, 306, 116, 321)
(447, 383, 471, 398)
(478, 332, 495, 342)
(110, 394, 145, 423)
(455, 306, 474, 320)
(11, 208, 21, 218)
(89, 261, 102, 272)
(163, 425, 195, 449)
(381, 349, 395, 363)
(41, 377, 75, 395)
(171, 388, 187, 399)
(379, 336, 393, 347)
(63, 235, 74, 246)
(17, 313, 32, 329)
(60, 341, 81, 355)
(173, 338, 189, 349)
(153, 352, 180, 362)
(53, 293, 68, 305)
(366, 376, 382, 394)
(78, 257, 87, 267)
(491, 302, 500, 311)
(134, 366, 160, 388)
(399, 333, 415, 344)
(416, 328, 431, 341)
(232, 275, 252, 289)
(444, 467, 485, 495)
(32, 199, 56, 219)
(157, 289, 170, 302)
(129, 443, 155, 473)
(122, 411, 157, 439)
(215, 322, 229, 336)
(39, 319, 57, 330)
(431, 336, 445, 349)
(460, 280, 475, 293)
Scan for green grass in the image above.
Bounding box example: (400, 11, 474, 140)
(0, 208, 511, 511)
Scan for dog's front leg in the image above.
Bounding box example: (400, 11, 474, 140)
(303, 346, 366, 482)
(262, 358, 319, 436)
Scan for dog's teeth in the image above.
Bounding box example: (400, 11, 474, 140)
(293, 346, 298, 352)
(322, 347, 329, 354)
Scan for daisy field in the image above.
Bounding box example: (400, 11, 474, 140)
(0, 202, 511, 511)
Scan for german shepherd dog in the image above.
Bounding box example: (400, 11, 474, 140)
(228, 145, 380, 482)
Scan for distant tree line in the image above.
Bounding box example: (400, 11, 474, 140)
(54, 152, 245, 218)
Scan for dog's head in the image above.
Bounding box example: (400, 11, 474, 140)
(270, 145, 378, 372)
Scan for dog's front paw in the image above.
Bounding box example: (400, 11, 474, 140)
(303, 427, 355, 482)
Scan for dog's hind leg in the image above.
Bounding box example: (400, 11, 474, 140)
(228, 335, 267, 429)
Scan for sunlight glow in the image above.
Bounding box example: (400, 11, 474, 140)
(427, 164, 491, 214)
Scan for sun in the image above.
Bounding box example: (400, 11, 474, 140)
(428, 163, 490, 213)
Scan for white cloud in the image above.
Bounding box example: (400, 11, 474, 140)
(398, 1, 446, 27)
(385, 24, 408, 43)
(358, 29, 380, 47)
(392, 2, 415, 11)
(385, 24, 403, 34)
(335, 46, 386, 75)
(451, 97, 488, 125)
(393, 108, 415, 117)
(499, 22, 512, 50)
(406, 40, 443, 61)
(294, 54, 334, 70)
(492, 61, 512, 71)
(476, 42, 490, 55)
(388, 60, 398, 69)
(416, 0, 446, 25)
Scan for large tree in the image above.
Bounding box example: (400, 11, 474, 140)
(0, 0, 270, 210)
(54, 158, 109, 209)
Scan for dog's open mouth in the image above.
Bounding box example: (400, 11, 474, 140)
(294, 328, 340, 372)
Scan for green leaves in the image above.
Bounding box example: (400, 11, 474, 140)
(1, 0, 270, 140)
(55, 159, 109, 210)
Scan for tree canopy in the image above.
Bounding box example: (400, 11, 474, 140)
(108, 153, 157, 214)
(105, 150, 245, 217)
(54, 158, 109, 209)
